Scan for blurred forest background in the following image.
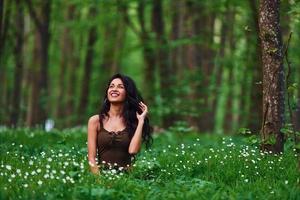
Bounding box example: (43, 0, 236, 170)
(0, 0, 300, 135)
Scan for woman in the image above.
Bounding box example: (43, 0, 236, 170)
(87, 73, 153, 174)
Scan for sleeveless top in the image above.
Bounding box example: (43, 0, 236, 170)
(97, 116, 133, 168)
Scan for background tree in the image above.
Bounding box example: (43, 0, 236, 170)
(259, 0, 285, 153)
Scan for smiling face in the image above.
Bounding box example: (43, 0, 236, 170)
(107, 78, 126, 103)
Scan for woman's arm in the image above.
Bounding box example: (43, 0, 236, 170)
(128, 120, 144, 154)
(87, 115, 100, 174)
(128, 102, 148, 154)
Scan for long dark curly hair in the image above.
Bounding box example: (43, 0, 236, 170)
(99, 73, 153, 148)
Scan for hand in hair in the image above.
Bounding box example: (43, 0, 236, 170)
(136, 101, 148, 122)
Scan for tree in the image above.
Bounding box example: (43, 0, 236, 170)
(10, 0, 24, 126)
(25, 0, 52, 126)
(259, 0, 285, 153)
(77, 5, 98, 124)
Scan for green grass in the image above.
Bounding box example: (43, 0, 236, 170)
(0, 126, 299, 200)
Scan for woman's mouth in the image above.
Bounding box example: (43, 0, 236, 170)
(110, 92, 120, 97)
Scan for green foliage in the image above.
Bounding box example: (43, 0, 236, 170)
(0, 128, 299, 199)
(262, 134, 277, 146)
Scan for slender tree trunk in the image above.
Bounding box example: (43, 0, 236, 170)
(170, 0, 184, 78)
(224, 7, 236, 132)
(213, 3, 231, 134)
(180, 1, 198, 128)
(65, 7, 79, 127)
(56, 5, 75, 127)
(26, 30, 41, 126)
(77, 6, 97, 124)
(294, 100, 300, 131)
(152, 0, 173, 127)
(137, 0, 156, 105)
(259, 0, 285, 153)
(0, 0, 11, 124)
(10, 0, 24, 126)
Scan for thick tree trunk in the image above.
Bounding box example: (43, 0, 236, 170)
(25, 0, 52, 126)
(10, 0, 24, 126)
(247, 0, 263, 134)
(259, 0, 285, 153)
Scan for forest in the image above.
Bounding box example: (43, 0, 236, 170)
(0, 0, 300, 199)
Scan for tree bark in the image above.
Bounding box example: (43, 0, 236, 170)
(259, 0, 285, 153)
(247, 0, 263, 134)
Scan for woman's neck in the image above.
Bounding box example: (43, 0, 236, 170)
(108, 103, 124, 117)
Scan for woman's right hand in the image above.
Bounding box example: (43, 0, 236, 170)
(90, 165, 100, 174)
(89, 161, 100, 174)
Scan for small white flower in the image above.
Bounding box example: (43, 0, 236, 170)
(37, 169, 42, 173)
(244, 179, 249, 183)
(11, 174, 16, 178)
(23, 184, 28, 188)
(29, 160, 34, 165)
(285, 180, 288, 184)
(44, 174, 49, 179)
(37, 180, 42, 185)
(16, 169, 21, 174)
(5, 165, 12, 170)
(47, 158, 52, 162)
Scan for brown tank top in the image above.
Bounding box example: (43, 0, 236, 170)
(97, 117, 133, 168)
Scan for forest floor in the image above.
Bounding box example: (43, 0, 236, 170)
(0, 126, 299, 200)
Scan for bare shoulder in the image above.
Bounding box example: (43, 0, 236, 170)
(88, 115, 100, 128)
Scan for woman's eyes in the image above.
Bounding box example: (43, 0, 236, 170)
(109, 85, 124, 89)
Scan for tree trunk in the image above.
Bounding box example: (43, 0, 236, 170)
(170, 0, 184, 78)
(10, 0, 24, 126)
(137, 0, 156, 104)
(77, 6, 97, 124)
(248, 0, 263, 134)
(259, 0, 285, 153)
(26, 30, 41, 126)
(152, 0, 173, 128)
(25, 0, 52, 126)
(224, 7, 237, 132)
(64, 7, 82, 127)
(56, 5, 76, 127)
(0, 0, 11, 124)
